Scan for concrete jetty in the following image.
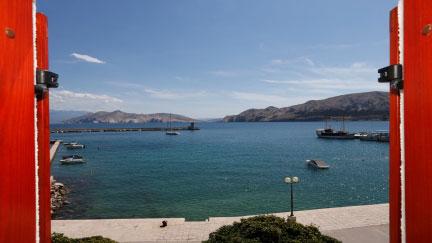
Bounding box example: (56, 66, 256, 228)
(50, 140, 61, 163)
(51, 126, 200, 134)
(52, 203, 389, 243)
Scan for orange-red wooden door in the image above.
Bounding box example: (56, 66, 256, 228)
(0, 0, 37, 242)
(389, 7, 401, 243)
(404, 0, 432, 242)
(36, 13, 51, 243)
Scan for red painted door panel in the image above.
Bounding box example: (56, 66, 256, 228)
(0, 0, 36, 242)
(36, 13, 51, 243)
(389, 7, 401, 243)
(404, 0, 432, 241)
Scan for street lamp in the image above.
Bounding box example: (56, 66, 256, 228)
(284, 176, 299, 222)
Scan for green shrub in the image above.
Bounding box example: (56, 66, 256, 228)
(204, 215, 341, 243)
(52, 233, 117, 243)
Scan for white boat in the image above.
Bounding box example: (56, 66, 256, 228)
(66, 142, 85, 149)
(354, 132, 368, 138)
(60, 155, 85, 164)
(359, 130, 389, 142)
(165, 113, 180, 136)
(306, 159, 330, 169)
(63, 141, 76, 145)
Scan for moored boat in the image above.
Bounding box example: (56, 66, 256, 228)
(165, 113, 180, 136)
(316, 117, 355, 139)
(354, 132, 368, 138)
(166, 131, 180, 135)
(66, 142, 85, 149)
(360, 130, 389, 142)
(306, 159, 330, 169)
(316, 128, 355, 139)
(60, 155, 85, 164)
(63, 141, 77, 146)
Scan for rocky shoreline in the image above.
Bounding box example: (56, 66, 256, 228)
(51, 176, 69, 214)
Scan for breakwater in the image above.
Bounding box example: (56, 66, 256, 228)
(51, 126, 199, 134)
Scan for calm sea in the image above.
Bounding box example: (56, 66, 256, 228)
(51, 121, 389, 220)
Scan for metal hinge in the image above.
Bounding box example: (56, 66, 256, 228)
(35, 69, 59, 98)
(378, 64, 403, 90)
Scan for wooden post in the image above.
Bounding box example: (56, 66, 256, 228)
(0, 0, 37, 242)
(404, 0, 432, 241)
(388, 7, 401, 243)
(36, 13, 51, 243)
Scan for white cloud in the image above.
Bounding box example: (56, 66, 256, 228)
(209, 70, 240, 77)
(310, 62, 376, 81)
(105, 81, 208, 100)
(261, 60, 384, 92)
(307, 43, 355, 50)
(263, 78, 380, 90)
(50, 90, 122, 111)
(71, 53, 106, 64)
(230, 91, 290, 104)
(270, 57, 315, 66)
(144, 88, 207, 100)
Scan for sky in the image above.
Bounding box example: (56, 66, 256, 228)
(38, 0, 398, 118)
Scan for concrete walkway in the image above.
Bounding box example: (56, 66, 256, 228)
(52, 203, 389, 243)
(323, 224, 388, 243)
(50, 140, 61, 163)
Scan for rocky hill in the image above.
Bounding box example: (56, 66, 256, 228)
(50, 110, 89, 124)
(63, 110, 195, 124)
(224, 91, 389, 122)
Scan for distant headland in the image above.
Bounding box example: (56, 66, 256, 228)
(223, 91, 389, 122)
(59, 110, 195, 124)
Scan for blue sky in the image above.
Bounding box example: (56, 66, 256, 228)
(38, 0, 397, 118)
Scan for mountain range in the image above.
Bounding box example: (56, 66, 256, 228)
(50, 110, 89, 124)
(62, 110, 195, 124)
(223, 91, 389, 122)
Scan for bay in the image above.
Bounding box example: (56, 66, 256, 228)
(51, 121, 389, 220)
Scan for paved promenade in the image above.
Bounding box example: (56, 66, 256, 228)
(50, 140, 61, 163)
(52, 203, 389, 243)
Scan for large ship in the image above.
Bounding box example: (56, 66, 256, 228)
(316, 117, 355, 139)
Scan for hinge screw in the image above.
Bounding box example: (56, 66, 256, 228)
(5, 27, 15, 39)
(422, 24, 432, 36)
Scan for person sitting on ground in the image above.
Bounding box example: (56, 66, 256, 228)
(160, 220, 167, 228)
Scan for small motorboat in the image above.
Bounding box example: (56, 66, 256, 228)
(354, 132, 368, 138)
(306, 159, 330, 169)
(165, 131, 180, 135)
(359, 131, 389, 142)
(60, 155, 85, 164)
(66, 142, 85, 149)
(63, 141, 77, 146)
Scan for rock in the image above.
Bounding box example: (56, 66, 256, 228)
(54, 182, 64, 187)
(50, 177, 69, 215)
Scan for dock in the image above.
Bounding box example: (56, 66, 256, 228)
(50, 140, 61, 163)
(51, 126, 200, 134)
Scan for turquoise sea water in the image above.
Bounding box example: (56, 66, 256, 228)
(51, 121, 389, 220)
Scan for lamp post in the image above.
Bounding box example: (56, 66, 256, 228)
(284, 176, 299, 222)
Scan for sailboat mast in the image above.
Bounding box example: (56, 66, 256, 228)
(342, 116, 345, 132)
